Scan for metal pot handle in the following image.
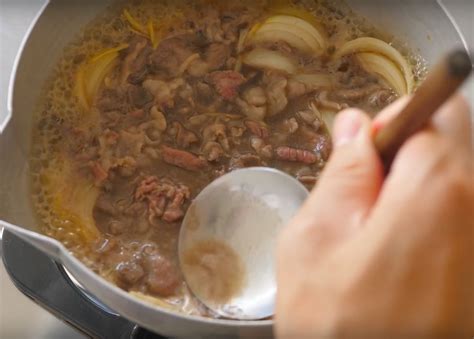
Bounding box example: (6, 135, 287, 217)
(1, 229, 151, 339)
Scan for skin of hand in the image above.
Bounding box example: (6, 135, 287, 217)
(276, 95, 473, 338)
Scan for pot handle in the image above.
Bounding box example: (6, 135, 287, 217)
(1, 229, 165, 338)
(0, 220, 63, 260)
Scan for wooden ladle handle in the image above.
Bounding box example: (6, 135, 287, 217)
(374, 49, 472, 169)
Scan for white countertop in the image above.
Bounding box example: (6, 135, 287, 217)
(0, 1, 473, 338)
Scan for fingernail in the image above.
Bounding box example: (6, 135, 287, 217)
(333, 110, 363, 147)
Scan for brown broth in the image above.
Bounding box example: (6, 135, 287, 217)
(30, 0, 423, 318)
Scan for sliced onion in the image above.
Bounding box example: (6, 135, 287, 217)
(308, 102, 335, 134)
(148, 20, 159, 49)
(235, 28, 250, 72)
(251, 27, 314, 54)
(320, 109, 336, 134)
(270, 5, 321, 29)
(334, 37, 414, 93)
(292, 73, 335, 89)
(266, 15, 327, 51)
(123, 9, 147, 35)
(356, 52, 407, 95)
(84, 52, 119, 103)
(46, 159, 100, 241)
(74, 66, 89, 110)
(237, 28, 250, 55)
(75, 46, 125, 110)
(90, 43, 128, 63)
(178, 53, 200, 75)
(242, 48, 298, 74)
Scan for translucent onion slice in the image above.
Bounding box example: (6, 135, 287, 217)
(46, 159, 100, 241)
(334, 37, 414, 93)
(235, 28, 250, 72)
(266, 15, 327, 52)
(292, 73, 335, 89)
(270, 4, 321, 29)
(74, 66, 89, 110)
(356, 52, 407, 95)
(75, 45, 126, 110)
(309, 102, 335, 134)
(123, 9, 147, 35)
(252, 25, 316, 54)
(242, 48, 298, 74)
(84, 52, 120, 104)
(321, 109, 336, 134)
(147, 20, 159, 49)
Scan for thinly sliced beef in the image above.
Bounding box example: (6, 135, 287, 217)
(316, 91, 349, 111)
(202, 141, 225, 161)
(96, 88, 126, 112)
(188, 43, 231, 77)
(161, 146, 207, 171)
(168, 122, 199, 149)
(143, 78, 185, 109)
(244, 120, 269, 138)
(276, 146, 317, 164)
(116, 261, 145, 287)
(121, 37, 152, 85)
(264, 73, 288, 116)
(127, 85, 153, 108)
(202, 123, 229, 151)
(206, 71, 246, 100)
(135, 176, 191, 224)
(250, 137, 273, 158)
(238, 86, 268, 120)
(196, 8, 227, 43)
(149, 34, 199, 79)
(90, 162, 109, 185)
(297, 109, 323, 130)
(287, 79, 310, 99)
(229, 153, 265, 169)
(145, 254, 180, 297)
(368, 88, 396, 109)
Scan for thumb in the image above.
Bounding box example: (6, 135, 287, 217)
(294, 109, 383, 245)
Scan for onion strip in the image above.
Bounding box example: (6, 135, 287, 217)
(84, 52, 119, 104)
(356, 52, 407, 95)
(75, 46, 124, 110)
(123, 9, 147, 35)
(266, 15, 327, 51)
(292, 73, 335, 89)
(178, 53, 200, 75)
(252, 27, 314, 53)
(74, 66, 89, 110)
(148, 20, 159, 49)
(334, 37, 414, 94)
(242, 48, 298, 74)
(90, 43, 128, 63)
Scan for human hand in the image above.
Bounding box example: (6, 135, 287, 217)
(276, 95, 473, 338)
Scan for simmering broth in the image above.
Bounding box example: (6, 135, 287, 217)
(30, 0, 423, 318)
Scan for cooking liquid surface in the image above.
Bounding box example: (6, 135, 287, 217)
(29, 0, 423, 318)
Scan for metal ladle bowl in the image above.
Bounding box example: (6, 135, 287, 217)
(178, 167, 309, 320)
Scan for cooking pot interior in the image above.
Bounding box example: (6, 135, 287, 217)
(0, 0, 466, 237)
(0, 0, 467, 337)
(0, 1, 110, 248)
